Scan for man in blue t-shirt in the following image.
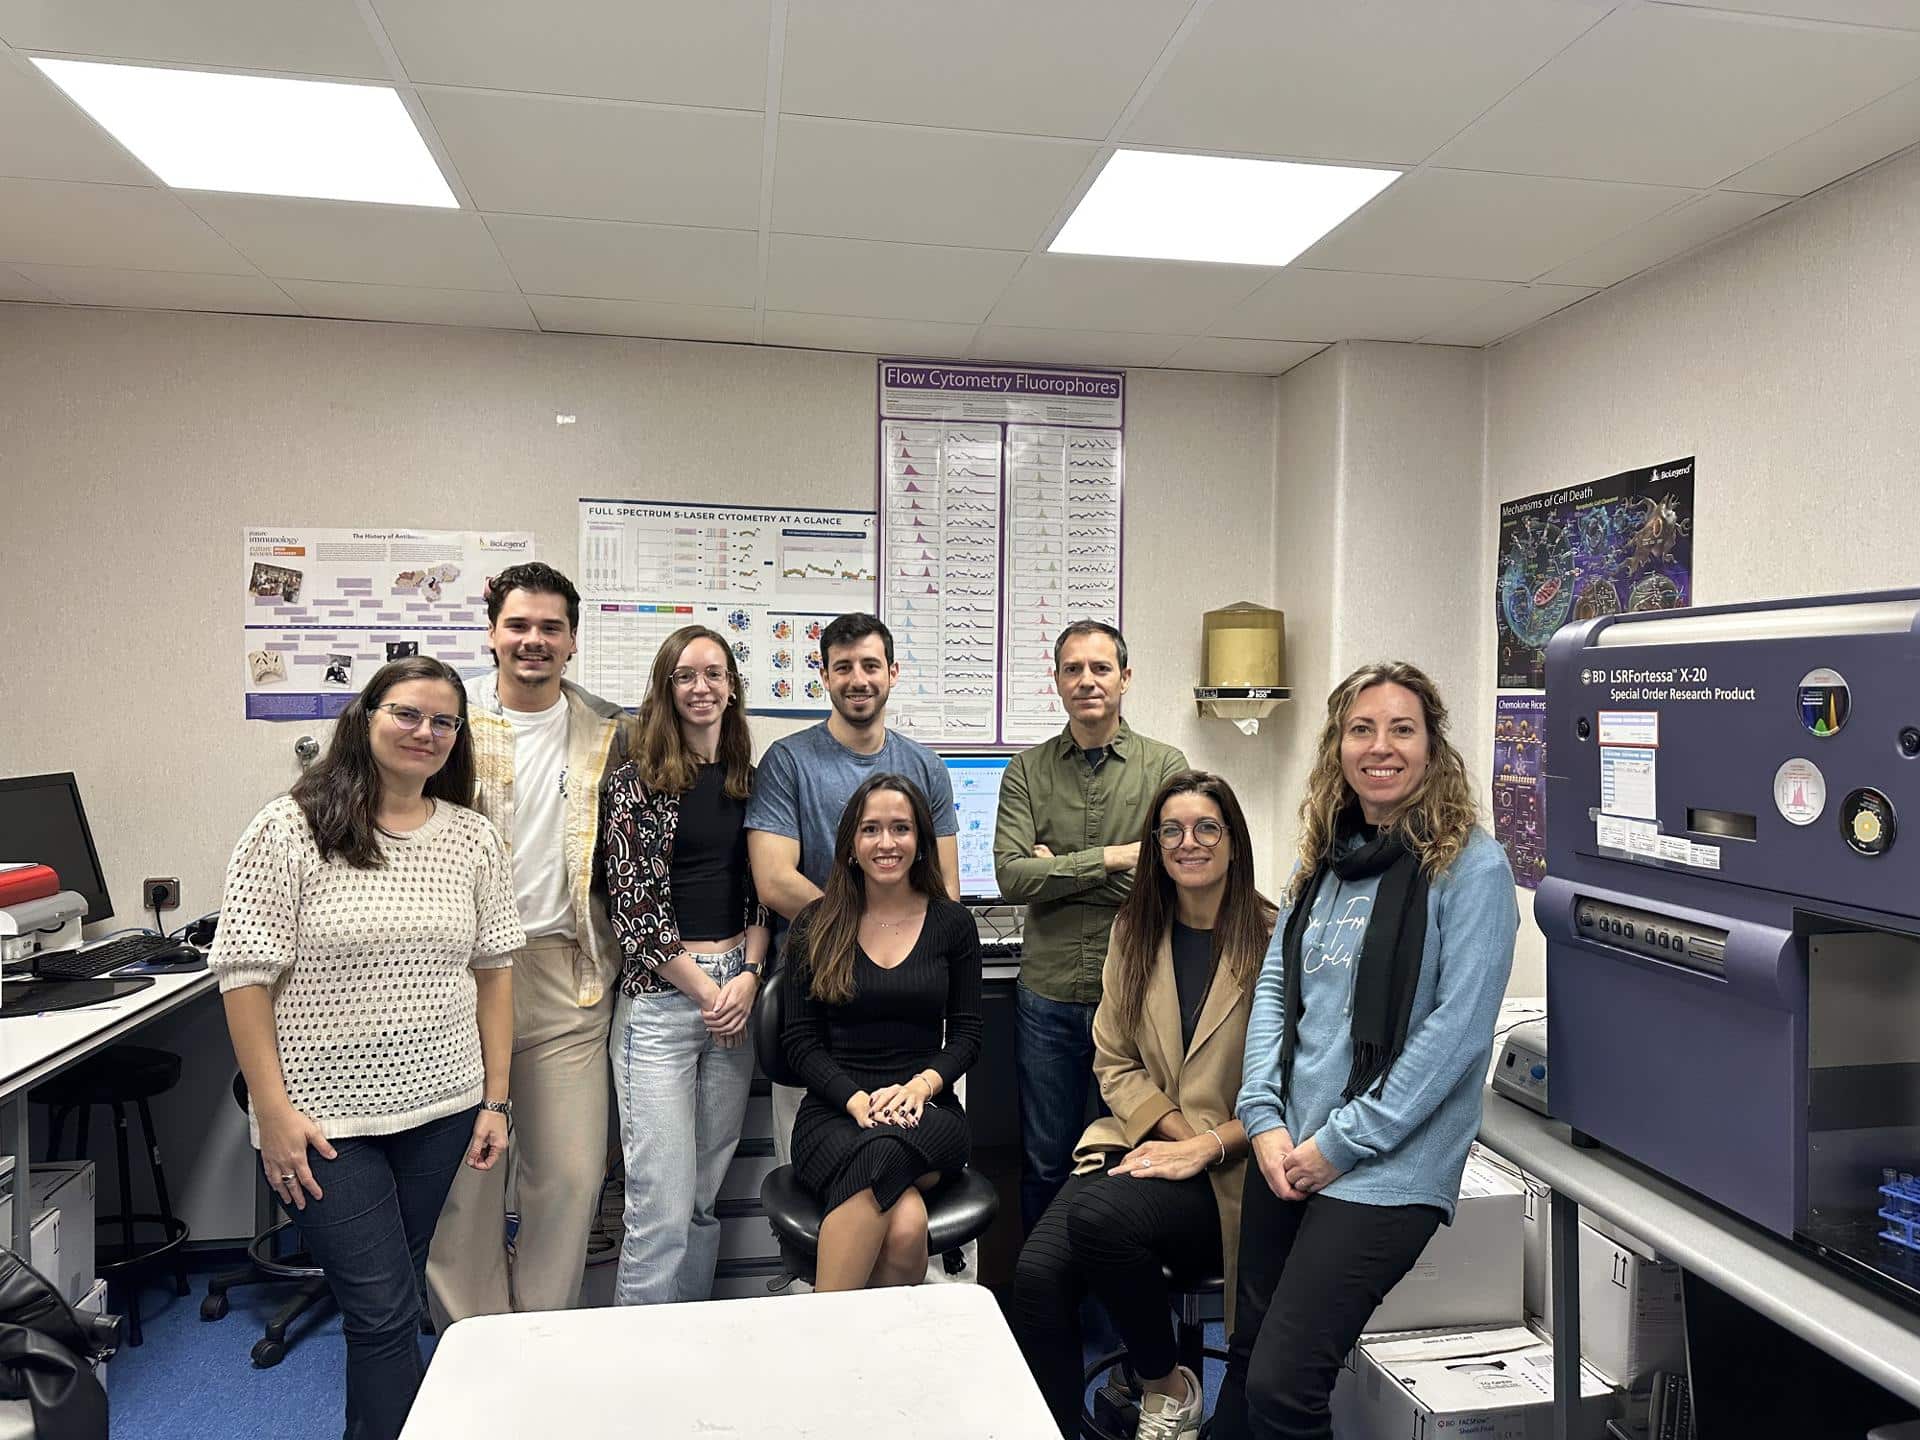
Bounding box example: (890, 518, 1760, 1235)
(746, 612, 960, 1164)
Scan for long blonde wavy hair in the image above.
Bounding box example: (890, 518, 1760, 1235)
(1288, 661, 1478, 903)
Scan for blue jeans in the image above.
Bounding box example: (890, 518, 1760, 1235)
(1014, 981, 1102, 1234)
(286, 1106, 476, 1440)
(610, 947, 755, 1305)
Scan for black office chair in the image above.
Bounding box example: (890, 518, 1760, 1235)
(198, 1073, 333, 1368)
(749, 966, 998, 1285)
(1081, 1265, 1228, 1440)
(33, 1045, 191, 1348)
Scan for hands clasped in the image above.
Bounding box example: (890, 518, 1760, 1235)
(846, 1077, 933, 1129)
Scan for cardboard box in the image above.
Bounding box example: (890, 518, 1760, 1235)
(1334, 1325, 1620, 1440)
(1522, 1169, 1553, 1321)
(75, 1276, 110, 1392)
(28, 1209, 58, 1300)
(1577, 1221, 1686, 1388)
(30, 1161, 95, 1306)
(1366, 1154, 1524, 1334)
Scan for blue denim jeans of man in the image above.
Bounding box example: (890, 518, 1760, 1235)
(285, 1106, 476, 1440)
(1014, 980, 1104, 1234)
(611, 945, 755, 1305)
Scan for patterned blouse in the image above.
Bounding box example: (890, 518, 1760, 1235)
(600, 760, 770, 997)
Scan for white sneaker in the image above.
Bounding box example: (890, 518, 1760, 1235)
(1133, 1364, 1203, 1440)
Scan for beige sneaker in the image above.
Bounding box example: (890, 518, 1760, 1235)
(1133, 1364, 1203, 1440)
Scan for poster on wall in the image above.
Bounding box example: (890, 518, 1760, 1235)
(576, 499, 877, 716)
(241, 526, 534, 720)
(1493, 694, 1548, 890)
(876, 360, 1124, 746)
(1495, 457, 1695, 690)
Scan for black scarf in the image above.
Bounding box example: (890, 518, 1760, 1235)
(1277, 806, 1430, 1108)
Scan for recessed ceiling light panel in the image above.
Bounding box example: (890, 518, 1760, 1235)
(1051, 149, 1398, 267)
(32, 58, 457, 208)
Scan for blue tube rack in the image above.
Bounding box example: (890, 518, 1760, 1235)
(1878, 1175, 1920, 1253)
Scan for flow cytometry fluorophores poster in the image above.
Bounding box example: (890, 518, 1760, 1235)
(876, 360, 1124, 746)
(241, 527, 535, 720)
(1493, 694, 1548, 890)
(576, 499, 877, 716)
(1495, 457, 1695, 690)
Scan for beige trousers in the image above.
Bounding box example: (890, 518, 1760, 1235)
(427, 938, 614, 1324)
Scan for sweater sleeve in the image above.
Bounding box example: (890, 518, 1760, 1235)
(1311, 840, 1518, 1176)
(471, 817, 526, 966)
(209, 801, 304, 993)
(779, 917, 861, 1110)
(1234, 898, 1295, 1141)
(929, 904, 983, 1089)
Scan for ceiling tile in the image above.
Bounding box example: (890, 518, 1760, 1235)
(419, 89, 763, 228)
(10, 264, 295, 311)
(1724, 74, 1920, 195)
(1673, 1, 1920, 28)
(0, 0, 394, 77)
(765, 235, 1023, 324)
(1216, 269, 1514, 342)
(1542, 190, 1790, 287)
(183, 192, 516, 287)
(527, 294, 757, 342)
(773, 117, 1096, 249)
(971, 327, 1187, 367)
(372, 0, 769, 108)
(279, 278, 536, 328)
(986, 253, 1270, 333)
(1419, 283, 1598, 346)
(0, 55, 153, 184)
(1124, 0, 1609, 163)
(781, 0, 1186, 139)
(1296, 169, 1693, 282)
(486, 213, 758, 307)
(0, 264, 56, 301)
(1433, 5, 1920, 188)
(1164, 337, 1325, 375)
(0, 178, 253, 271)
(761, 311, 976, 358)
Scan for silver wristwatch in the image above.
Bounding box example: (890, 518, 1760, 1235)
(480, 1099, 512, 1117)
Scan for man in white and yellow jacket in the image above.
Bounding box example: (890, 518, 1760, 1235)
(427, 563, 626, 1324)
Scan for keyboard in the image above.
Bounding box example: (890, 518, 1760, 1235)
(978, 937, 1023, 960)
(34, 935, 188, 981)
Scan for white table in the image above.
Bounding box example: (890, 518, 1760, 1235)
(0, 969, 219, 1254)
(403, 1283, 1057, 1439)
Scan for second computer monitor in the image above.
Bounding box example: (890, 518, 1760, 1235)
(939, 751, 1014, 903)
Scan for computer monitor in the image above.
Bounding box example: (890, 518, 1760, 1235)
(0, 773, 114, 923)
(940, 751, 1014, 903)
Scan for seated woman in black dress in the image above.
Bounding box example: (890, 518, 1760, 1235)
(782, 772, 984, 1291)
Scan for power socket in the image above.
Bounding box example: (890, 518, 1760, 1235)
(143, 877, 181, 913)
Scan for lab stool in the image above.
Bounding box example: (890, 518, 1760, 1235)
(33, 1044, 192, 1347)
(199, 1073, 333, 1368)
(748, 969, 999, 1286)
(1081, 1267, 1227, 1440)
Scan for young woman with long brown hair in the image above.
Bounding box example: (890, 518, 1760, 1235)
(600, 624, 771, 1304)
(1008, 770, 1275, 1440)
(1216, 663, 1517, 1440)
(780, 773, 983, 1291)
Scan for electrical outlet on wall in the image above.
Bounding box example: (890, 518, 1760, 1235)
(143, 877, 180, 913)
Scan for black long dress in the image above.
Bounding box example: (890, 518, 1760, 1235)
(783, 898, 984, 1213)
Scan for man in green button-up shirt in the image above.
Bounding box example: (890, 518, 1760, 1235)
(994, 621, 1188, 1229)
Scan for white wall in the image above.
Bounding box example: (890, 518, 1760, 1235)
(0, 302, 1283, 1237)
(1485, 139, 1920, 991)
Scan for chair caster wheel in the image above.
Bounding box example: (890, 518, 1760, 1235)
(251, 1337, 287, 1368)
(201, 1294, 229, 1321)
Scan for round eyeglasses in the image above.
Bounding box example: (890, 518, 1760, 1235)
(375, 703, 463, 739)
(671, 666, 731, 689)
(1156, 819, 1225, 849)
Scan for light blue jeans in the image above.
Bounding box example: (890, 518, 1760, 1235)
(610, 945, 755, 1305)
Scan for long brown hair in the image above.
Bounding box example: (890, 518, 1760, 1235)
(1108, 771, 1276, 1038)
(797, 773, 945, 1005)
(291, 657, 476, 868)
(1289, 661, 1478, 902)
(627, 625, 752, 798)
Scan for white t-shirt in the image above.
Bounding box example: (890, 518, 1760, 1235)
(503, 697, 575, 939)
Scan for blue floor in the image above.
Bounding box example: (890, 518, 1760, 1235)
(109, 1257, 1225, 1439)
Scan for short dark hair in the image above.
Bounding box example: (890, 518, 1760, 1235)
(486, 562, 580, 631)
(820, 612, 894, 667)
(1053, 620, 1128, 671)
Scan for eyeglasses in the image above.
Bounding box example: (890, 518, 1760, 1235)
(671, 666, 731, 689)
(375, 703, 464, 738)
(1156, 819, 1226, 849)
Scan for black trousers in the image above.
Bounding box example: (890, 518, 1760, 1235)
(1212, 1170, 1442, 1440)
(1007, 1169, 1223, 1439)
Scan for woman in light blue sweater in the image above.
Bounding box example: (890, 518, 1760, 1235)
(1214, 662, 1517, 1440)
